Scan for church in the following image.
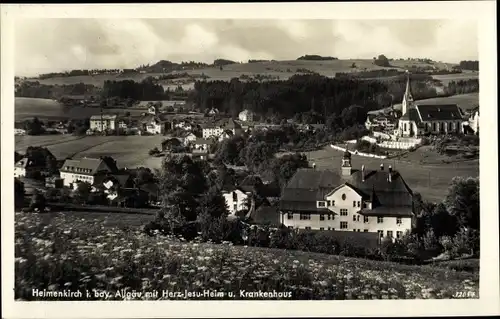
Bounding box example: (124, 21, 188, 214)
(397, 72, 467, 137)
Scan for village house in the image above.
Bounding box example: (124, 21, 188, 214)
(179, 131, 198, 146)
(14, 128, 26, 136)
(14, 158, 40, 178)
(59, 157, 116, 188)
(174, 120, 193, 131)
(218, 129, 234, 142)
(202, 122, 224, 139)
(161, 138, 183, 152)
(142, 115, 169, 135)
(279, 151, 415, 241)
(468, 107, 479, 135)
(238, 109, 255, 122)
(148, 105, 159, 115)
(397, 72, 466, 137)
(193, 138, 215, 154)
(207, 107, 219, 115)
(89, 114, 118, 132)
(222, 187, 252, 215)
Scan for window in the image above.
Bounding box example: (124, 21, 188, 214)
(353, 215, 356, 222)
(320, 214, 325, 221)
(317, 201, 326, 207)
(357, 201, 361, 207)
(327, 227, 332, 230)
(357, 215, 360, 222)
(327, 200, 331, 206)
(364, 229, 368, 232)
(233, 204, 238, 211)
(387, 231, 393, 238)
(341, 194, 346, 200)
(288, 226, 294, 230)
(327, 214, 332, 220)
(331, 200, 335, 206)
(332, 228, 335, 231)
(320, 227, 324, 231)
(340, 222, 348, 229)
(377, 216, 384, 224)
(287, 212, 293, 220)
(232, 192, 237, 202)
(396, 231, 403, 239)
(340, 209, 348, 216)
(353, 201, 356, 207)
(364, 216, 369, 223)
(396, 217, 402, 225)
(300, 213, 311, 220)
(305, 226, 311, 230)
(363, 202, 368, 208)
(377, 230, 384, 238)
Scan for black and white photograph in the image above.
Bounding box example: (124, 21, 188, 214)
(1, 2, 498, 318)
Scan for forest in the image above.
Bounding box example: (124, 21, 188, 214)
(187, 74, 440, 120)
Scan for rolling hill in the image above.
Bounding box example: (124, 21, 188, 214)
(24, 59, 475, 87)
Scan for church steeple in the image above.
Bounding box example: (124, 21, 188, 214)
(341, 145, 352, 176)
(401, 70, 414, 116)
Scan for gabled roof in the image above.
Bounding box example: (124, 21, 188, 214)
(93, 172, 133, 188)
(60, 157, 111, 175)
(15, 158, 36, 168)
(280, 168, 414, 213)
(195, 138, 215, 145)
(249, 205, 281, 226)
(90, 114, 117, 120)
(416, 104, 464, 121)
(400, 108, 421, 123)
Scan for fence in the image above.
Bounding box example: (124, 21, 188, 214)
(330, 144, 387, 159)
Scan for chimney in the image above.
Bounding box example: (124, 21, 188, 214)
(388, 165, 393, 182)
(361, 165, 365, 182)
(380, 163, 384, 171)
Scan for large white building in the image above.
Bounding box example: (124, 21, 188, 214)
(90, 114, 118, 132)
(202, 119, 242, 139)
(280, 151, 415, 240)
(397, 72, 466, 137)
(59, 157, 115, 187)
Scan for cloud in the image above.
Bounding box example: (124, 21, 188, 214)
(14, 19, 478, 76)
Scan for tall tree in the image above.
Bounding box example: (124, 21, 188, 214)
(443, 177, 480, 230)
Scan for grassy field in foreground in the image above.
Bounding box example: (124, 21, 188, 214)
(14, 212, 478, 300)
(301, 146, 478, 203)
(15, 135, 165, 168)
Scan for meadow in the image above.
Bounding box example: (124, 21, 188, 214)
(15, 97, 145, 122)
(302, 146, 479, 203)
(15, 212, 478, 300)
(15, 135, 165, 169)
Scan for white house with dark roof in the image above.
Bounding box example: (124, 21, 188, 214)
(59, 157, 115, 187)
(397, 72, 466, 137)
(222, 187, 252, 215)
(280, 150, 415, 240)
(14, 158, 39, 178)
(238, 109, 255, 122)
(90, 114, 118, 132)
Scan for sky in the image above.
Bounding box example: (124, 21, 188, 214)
(14, 19, 478, 76)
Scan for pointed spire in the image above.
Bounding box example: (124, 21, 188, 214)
(404, 70, 413, 102)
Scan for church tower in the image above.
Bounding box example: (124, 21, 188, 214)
(341, 147, 352, 176)
(401, 70, 414, 116)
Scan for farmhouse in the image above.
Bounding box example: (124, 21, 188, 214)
(90, 114, 118, 132)
(280, 150, 415, 240)
(179, 131, 198, 146)
(397, 72, 466, 137)
(59, 157, 116, 187)
(238, 109, 255, 122)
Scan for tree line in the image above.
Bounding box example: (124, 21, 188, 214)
(459, 60, 479, 71)
(296, 55, 338, 61)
